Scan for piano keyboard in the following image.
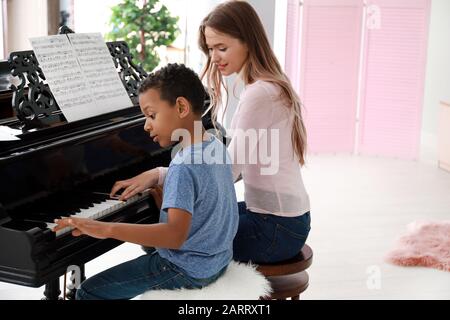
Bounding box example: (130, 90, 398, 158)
(45, 193, 146, 237)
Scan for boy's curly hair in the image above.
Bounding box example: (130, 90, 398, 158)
(138, 63, 206, 115)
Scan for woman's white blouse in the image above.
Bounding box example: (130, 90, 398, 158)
(227, 80, 310, 216)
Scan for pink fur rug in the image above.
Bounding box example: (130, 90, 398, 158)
(385, 220, 450, 272)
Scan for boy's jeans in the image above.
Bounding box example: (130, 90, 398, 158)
(76, 250, 225, 300)
(233, 202, 311, 264)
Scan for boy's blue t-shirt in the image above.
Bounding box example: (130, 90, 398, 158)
(157, 135, 239, 279)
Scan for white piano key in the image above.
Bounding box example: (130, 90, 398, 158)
(45, 222, 71, 237)
(48, 193, 145, 237)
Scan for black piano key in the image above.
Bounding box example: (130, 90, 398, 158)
(12, 190, 127, 226)
(41, 193, 94, 213)
(24, 214, 64, 224)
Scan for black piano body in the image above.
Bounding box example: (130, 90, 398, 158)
(0, 31, 216, 299)
(0, 103, 171, 289)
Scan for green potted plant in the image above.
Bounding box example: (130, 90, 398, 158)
(106, 0, 180, 72)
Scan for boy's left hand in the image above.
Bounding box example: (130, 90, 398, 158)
(52, 217, 111, 239)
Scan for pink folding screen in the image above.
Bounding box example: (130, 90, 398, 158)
(298, 0, 364, 153)
(357, 0, 431, 159)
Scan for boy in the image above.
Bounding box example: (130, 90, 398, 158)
(53, 63, 238, 300)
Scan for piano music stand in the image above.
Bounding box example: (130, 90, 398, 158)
(9, 26, 148, 132)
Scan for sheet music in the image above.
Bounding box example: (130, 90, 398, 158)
(0, 126, 21, 141)
(30, 33, 132, 122)
(30, 35, 96, 122)
(67, 33, 132, 116)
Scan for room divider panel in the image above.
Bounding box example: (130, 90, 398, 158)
(285, 0, 431, 159)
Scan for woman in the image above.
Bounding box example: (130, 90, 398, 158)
(114, 0, 311, 264)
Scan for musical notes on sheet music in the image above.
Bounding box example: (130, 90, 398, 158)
(30, 33, 132, 122)
(29, 35, 96, 120)
(67, 33, 132, 114)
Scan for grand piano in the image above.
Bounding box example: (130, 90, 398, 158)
(0, 29, 216, 300)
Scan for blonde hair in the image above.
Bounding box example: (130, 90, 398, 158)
(198, 0, 307, 165)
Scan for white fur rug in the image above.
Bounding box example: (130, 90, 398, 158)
(140, 261, 272, 300)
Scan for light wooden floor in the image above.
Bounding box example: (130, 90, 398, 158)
(299, 154, 450, 299)
(1, 154, 449, 300)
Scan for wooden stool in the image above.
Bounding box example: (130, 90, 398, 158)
(256, 244, 313, 300)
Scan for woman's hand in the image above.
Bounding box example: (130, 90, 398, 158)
(52, 217, 112, 239)
(110, 168, 159, 201)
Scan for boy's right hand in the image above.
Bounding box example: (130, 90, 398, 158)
(110, 168, 159, 201)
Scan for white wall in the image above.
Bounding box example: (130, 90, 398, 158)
(274, 0, 288, 68)
(168, 0, 222, 73)
(421, 0, 450, 163)
(221, 0, 278, 129)
(248, 0, 276, 47)
(6, 0, 48, 52)
(73, 0, 121, 35)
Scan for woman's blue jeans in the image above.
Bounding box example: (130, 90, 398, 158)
(233, 202, 311, 264)
(76, 249, 226, 300)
